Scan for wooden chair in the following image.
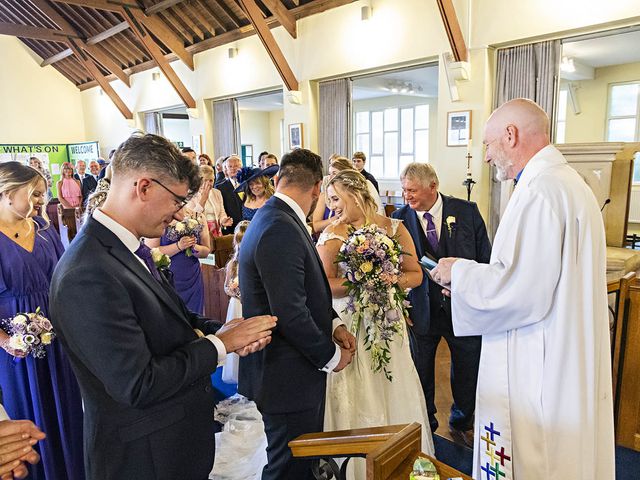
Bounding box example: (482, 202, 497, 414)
(211, 234, 234, 269)
(289, 423, 471, 480)
(384, 204, 397, 217)
(57, 204, 80, 245)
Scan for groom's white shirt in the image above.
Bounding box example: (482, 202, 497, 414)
(274, 192, 342, 373)
(93, 208, 227, 366)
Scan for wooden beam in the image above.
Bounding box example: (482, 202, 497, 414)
(67, 38, 133, 118)
(122, 6, 196, 108)
(50, 0, 140, 12)
(84, 43, 130, 85)
(169, 4, 204, 41)
(236, 0, 298, 90)
(145, 0, 185, 15)
(195, 0, 225, 33)
(435, 0, 468, 62)
(261, 0, 296, 38)
(0, 22, 76, 42)
(140, 13, 194, 70)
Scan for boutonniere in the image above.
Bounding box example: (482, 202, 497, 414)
(446, 216, 456, 237)
(150, 248, 171, 269)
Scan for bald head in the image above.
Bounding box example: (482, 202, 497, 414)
(483, 98, 551, 181)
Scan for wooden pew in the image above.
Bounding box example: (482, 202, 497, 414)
(211, 234, 234, 269)
(290, 423, 471, 480)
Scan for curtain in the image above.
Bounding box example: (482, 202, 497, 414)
(213, 98, 241, 160)
(144, 112, 164, 136)
(318, 78, 351, 166)
(489, 39, 561, 238)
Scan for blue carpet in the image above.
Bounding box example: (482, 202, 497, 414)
(434, 436, 640, 479)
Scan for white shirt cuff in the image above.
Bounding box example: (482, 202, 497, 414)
(206, 334, 227, 367)
(0, 404, 9, 421)
(331, 317, 345, 334)
(320, 344, 341, 373)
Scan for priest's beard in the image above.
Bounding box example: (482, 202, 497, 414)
(492, 151, 515, 182)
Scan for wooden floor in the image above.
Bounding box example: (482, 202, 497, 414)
(433, 340, 455, 442)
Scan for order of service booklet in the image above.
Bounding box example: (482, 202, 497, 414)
(418, 255, 451, 290)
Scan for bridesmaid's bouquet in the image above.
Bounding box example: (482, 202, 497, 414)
(337, 224, 410, 381)
(0, 308, 55, 359)
(165, 217, 202, 257)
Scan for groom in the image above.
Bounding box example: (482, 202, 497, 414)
(239, 148, 355, 479)
(50, 133, 276, 480)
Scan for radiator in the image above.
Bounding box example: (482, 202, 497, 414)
(630, 186, 640, 223)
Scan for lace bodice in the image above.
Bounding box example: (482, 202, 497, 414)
(316, 219, 402, 246)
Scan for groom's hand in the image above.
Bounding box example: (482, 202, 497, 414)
(333, 326, 356, 354)
(216, 315, 277, 354)
(333, 347, 353, 372)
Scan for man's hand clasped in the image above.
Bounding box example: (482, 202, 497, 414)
(0, 419, 46, 480)
(216, 315, 277, 356)
(332, 325, 356, 372)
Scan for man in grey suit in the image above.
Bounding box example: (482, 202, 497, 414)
(50, 133, 276, 480)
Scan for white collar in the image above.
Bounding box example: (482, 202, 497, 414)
(416, 193, 443, 219)
(93, 208, 141, 255)
(274, 191, 307, 225)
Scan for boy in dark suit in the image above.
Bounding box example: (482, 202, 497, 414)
(392, 162, 491, 447)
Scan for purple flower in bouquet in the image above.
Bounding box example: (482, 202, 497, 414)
(165, 216, 203, 257)
(1, 308, 55, 359)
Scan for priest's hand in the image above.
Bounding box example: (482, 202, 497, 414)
(216, 315, 277, 354)
(333, 325, 356, 354)
(432, 257, 460, 286)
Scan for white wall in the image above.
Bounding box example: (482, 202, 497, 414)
(162, 117, 192, 147)
(0, 35, 86, 143)
(239, 110, 270, 162)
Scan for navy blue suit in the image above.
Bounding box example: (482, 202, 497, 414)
(74, 173, 98, 205)
(216, 179, 243, 234)
(392, 194, 491, 432)
(238, 196, 336, 479)
(50, 218, 220, 480)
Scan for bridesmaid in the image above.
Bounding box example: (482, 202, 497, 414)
(0, 162, 85, 480)
(146, 208, 211, 315)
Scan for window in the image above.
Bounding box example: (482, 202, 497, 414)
(606, 82, 640, 142)
(634, 152, 640, 184)
(556, 89, 568, 143)
(354, 104, 429, 179)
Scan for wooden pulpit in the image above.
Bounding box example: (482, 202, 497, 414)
(289, 423, 471, 480)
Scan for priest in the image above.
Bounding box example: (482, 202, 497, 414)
(433, 98, 615, 479)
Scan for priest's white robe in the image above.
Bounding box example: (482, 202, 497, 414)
(451, 145, 614, 480)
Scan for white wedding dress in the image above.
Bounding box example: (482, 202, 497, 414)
(319, 220, 434, 479)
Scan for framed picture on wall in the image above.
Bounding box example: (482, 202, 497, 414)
(447, 110, 472, 147)
(288, 123, 303, 150)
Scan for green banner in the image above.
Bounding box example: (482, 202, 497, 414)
(0, 142, 99, 198)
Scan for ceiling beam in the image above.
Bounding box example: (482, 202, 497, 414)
(67, 38, 133, 118)
(50, 0, 140, 12)
(121, 6, 196, 108)
(139, 13, 194, 70)
(0, 22, 75, 42)
(236, 0, 298, 91)
(260, 0, 296, 39)
(31, 0, 130, 85)
(145, 0, 185, 15)
(435, 0, 468, 62)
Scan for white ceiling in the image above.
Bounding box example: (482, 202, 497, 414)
(237, 91, 284, 112)
(563, 29, 640, 68)
(352, 65, 439, 101)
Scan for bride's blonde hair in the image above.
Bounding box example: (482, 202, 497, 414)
(327, 170, 378, 223)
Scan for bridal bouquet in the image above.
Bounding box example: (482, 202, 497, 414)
(337, 224, 410, 381)
(0, 308, 55, 359)
(165, 217, 202, 257)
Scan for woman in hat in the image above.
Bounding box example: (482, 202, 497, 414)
(235, 165, 278, 221)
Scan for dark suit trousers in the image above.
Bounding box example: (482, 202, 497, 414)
(411, 330, 481, 432)
(261, 401, 324, 480)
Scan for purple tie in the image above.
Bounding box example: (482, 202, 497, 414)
(134, 242, 162, 282)
(424, 212, 439, 253)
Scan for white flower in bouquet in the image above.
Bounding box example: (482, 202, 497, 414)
(41, 332, 54, 345)
(9, 335, 28, 353)
(11, 314, 28, 327)
(186, 218, 199, 229)
(174, 222, 186, 233)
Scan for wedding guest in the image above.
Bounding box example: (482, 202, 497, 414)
(318, 170, 433, 478)
(352, 151, 379, 193)
(97, 158, 107, 180)
(257, 151, 269, 169)
(0, 412, 46, 479)
(222, 220, 251, 385)
(214, 157, 226, 185)
(235, 166, 278, 221)
(147, 207, 211, 315)
(28, 157, 52, 198)
(74, 161, 98, 206)
(182, 147, 197, 164)
(199, 153, 213, 167)
(0, 161, 85, 480)
(392, 162, 491, 446)
(190, 165, 232, 239)
(217, 155, 243, 233)
(49, 133, 276, 480)
(56, 162, 82, 209)
(311, 156, 383, 234)
(264, 154, 278, 167)
(432, 99, 614, 479)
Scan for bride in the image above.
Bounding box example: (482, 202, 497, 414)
(317, 170, 434, 477)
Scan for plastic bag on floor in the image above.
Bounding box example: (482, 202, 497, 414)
(210, 394, 267, 480)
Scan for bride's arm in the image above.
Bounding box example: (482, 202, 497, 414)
(396, 223, 423, 289)
(317, 234, 348, 298)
